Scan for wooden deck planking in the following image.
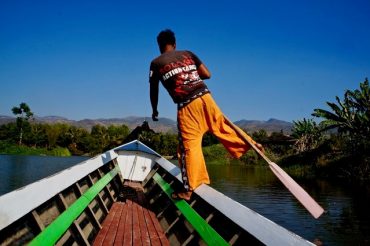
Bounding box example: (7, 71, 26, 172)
(94, 202, 121, 246)
(114, 202, 127, 245)
(104, 203, 123, 245)
(136, 198, 150, 246)
(123, 200, 133, 245)
(93, 183, 169, 246)
(138, 192, 168, 246)
(132, 199, 142, 245)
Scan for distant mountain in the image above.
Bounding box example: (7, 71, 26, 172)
(73, 117, 177, 133)
(35, 116, 74, 124)
(0, 115, 292, 134)
(0, 115, 177, 133)
(0, 115, 15, 125)
(234, 118, 293, 134)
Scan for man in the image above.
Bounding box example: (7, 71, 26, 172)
(149, 29, 263, 200)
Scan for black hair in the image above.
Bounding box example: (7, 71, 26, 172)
(157, 29, 176, 52)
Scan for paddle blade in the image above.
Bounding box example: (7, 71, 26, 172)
(269, 162, 324, 219)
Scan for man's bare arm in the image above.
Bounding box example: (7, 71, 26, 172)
(150, 81, 159, 121)
(198, 64, 211, 80)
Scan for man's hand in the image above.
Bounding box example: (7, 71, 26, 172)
(152, 110, 158, 121)
(255, 143, 265, 154)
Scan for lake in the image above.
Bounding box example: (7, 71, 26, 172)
(207, 162, 370, 245)
(0, 155, 89, 196)
(0, 155, 369, 245)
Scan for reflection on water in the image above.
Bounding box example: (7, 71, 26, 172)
(207, 160, 370, 245)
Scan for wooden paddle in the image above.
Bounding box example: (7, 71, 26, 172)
(225, 117, 324, 219)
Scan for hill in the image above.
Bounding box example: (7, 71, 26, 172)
(0, 115, 292, 134)
(234, 118, 293, 134)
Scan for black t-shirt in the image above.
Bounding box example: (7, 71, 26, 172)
(149, 50, 209, 104)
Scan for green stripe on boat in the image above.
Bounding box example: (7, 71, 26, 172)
(29, 166, 120, 246)
(153, 173, 229, 246)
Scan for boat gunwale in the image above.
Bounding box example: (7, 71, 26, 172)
(118, 141, 314, 245)
(28, 166, 120, 245)
(0, 149, 119, 231)
(147, 146, 315, 245)
(0, 140, 315, 245)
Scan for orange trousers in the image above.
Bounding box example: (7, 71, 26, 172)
(177, 93, 257, 191)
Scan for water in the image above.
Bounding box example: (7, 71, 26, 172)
(207, 162, 370, 245)
(0, 155, 89, 196)
(0, 155, 369, 245)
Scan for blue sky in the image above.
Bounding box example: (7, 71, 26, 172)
(1, 0, 369, 122)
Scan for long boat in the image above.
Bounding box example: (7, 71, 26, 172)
(0, 140, 315, 245)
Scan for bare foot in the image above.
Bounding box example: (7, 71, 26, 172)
(171, 191, 193, 201)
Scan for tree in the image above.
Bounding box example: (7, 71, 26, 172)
(89, 125, 109, 154)
(312, 78, 369, 136)
(107, 124, 130, 149)
(45, 124, 63, 149)
(252, 129, 268, 144)
(159, 133, 178, 156)
(312, 78, 370, 179)
(28, 123, 48, 147)
(0, 122, 18, 143)
(11, 102, 33, 145)
(202, 132, 219, 146)
(267, 131, 292, 155)
(292, 118, 322, 153)
(72, 127, 90, 154)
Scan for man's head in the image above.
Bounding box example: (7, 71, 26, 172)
(157, 29, 176, 53)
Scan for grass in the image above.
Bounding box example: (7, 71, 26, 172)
(0, 141, 71, 157)
(202, 143, 268, 165)
(202, 144, 229, 162)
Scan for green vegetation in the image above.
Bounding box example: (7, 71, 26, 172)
(311, 78, 370, 181)
(0, 141, 71, 156)
(137, 131, 178, 157)
(279, 78, 370, 182)
(0, 103, 177, 157)
(291, 118, 322, 152)
(201, 78, 370, 183)
(1, 79, 369, 182)
(0, 120, 178, 157)
(12, 102, 33, 145)
(203, 144, 229, 162)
